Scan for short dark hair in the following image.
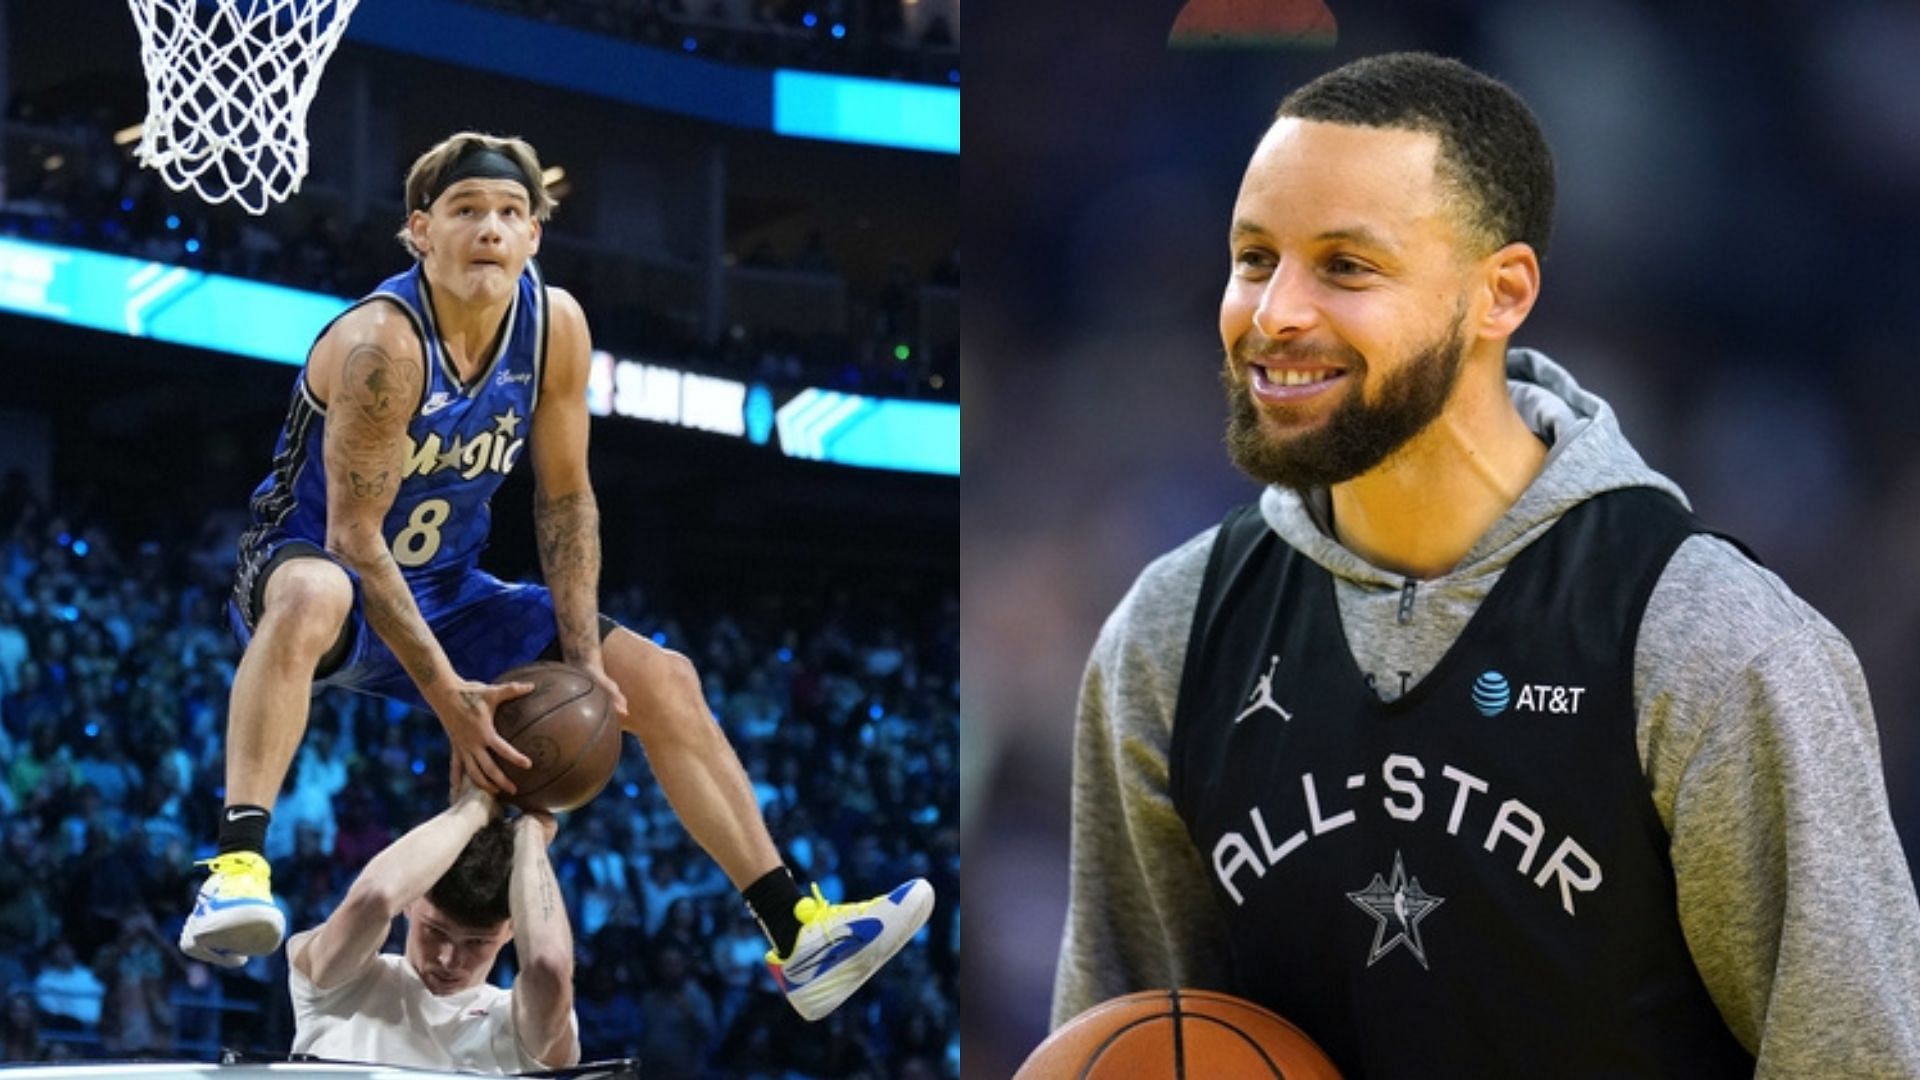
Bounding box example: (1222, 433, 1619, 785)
(1276, 52, 1555, 260)
(426, 819, 514, 928)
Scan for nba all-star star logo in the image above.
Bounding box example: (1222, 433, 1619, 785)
(1347, 850, 1445, 969)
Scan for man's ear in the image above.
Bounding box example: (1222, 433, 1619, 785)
(1475, 241, 1541, 341)
(407, 209, 432, 256)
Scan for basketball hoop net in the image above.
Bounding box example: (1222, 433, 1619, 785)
(124, 0, 361, 215)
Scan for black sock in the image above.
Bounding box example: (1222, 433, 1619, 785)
(217, 805, 272, 856)
(743, 866, 806, 957)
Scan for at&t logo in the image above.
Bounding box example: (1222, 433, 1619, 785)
(1471, 671, 1510, 716)
(1472, 670, 1585, 716)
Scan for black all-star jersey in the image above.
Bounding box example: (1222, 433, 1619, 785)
(1169, 488, 1754, 1079)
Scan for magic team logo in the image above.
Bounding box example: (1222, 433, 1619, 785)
(404, 407, 527, 479)
(1347, 850, 1446, 969)
(1471, 669, 1585, 716)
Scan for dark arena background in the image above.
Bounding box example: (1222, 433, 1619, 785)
(0, 0, 958, 1075)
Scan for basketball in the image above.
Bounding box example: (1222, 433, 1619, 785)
(489, 661, 622, 812)
(1015, 989, 1343, 1079)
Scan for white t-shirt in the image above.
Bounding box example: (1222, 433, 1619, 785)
(290, 951, 574, 1073)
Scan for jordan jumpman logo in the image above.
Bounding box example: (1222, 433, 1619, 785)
(1233, 655, 1293, 724)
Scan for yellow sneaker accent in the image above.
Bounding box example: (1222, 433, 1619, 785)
(767, 884, 878, 965)
(765, 878, 935, 1021)
(197, 851, 274, 899)
(179, 851, 285, 966)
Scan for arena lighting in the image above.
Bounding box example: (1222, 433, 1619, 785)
(0, 236, 340, 365)
(772, 70, 959, 153)
(587, 351, 749, 438)
(342, 0, 958, 154)
(587, 350, 959, 475)
(0, 237, 958, 475)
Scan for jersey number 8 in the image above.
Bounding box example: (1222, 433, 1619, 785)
(392, 498, 451, 568)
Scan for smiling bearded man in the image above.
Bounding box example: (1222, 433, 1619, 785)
(1052, 52, 1920, 1079)
(1224, 302, 1467, 491)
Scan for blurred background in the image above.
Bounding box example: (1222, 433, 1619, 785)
(0, 0, 957, 1075)
(962, 0, 1920, 1076)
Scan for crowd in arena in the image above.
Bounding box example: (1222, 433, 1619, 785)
(0, 474, 960, 1077)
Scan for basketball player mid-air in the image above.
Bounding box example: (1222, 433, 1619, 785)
(288, 786, 578, 1072)
(1055, 54, 1920, 1075)
(179, 132, 932, 1023)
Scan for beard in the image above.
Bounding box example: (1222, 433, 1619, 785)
(1223, 307, 1469, 490)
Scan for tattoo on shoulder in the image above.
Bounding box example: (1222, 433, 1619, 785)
(342, 344, 414, 424)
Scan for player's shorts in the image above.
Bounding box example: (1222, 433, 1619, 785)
(227, 534, 616, 713)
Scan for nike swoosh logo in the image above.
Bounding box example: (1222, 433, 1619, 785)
(224, 809, 267, 821)
(421, 394, 456, 415)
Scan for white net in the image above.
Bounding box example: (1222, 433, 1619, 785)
(125, 0, 362, 215)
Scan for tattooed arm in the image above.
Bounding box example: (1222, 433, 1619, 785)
(528, 288, 629, 716)
(509, 812, 579, 1069)
(315, 307, 532, 794)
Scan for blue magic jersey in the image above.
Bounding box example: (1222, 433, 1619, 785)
(238, 260, 549, 581)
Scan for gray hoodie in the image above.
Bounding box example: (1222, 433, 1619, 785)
(1054, 349, 1920, 1076)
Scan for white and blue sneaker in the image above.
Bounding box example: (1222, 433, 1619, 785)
(767, 878, 935, 1021)
(178, 852, 286, 968)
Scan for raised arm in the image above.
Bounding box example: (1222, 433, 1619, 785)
(527, 287, 627, 716)
(289, 786, 497, 990)
(313, 305, 532, 794)
(509, 812, 579, 1069)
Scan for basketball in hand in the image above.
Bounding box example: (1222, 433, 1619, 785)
(489, 661, 622, 812)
